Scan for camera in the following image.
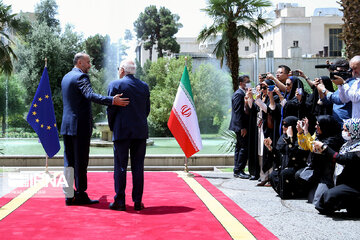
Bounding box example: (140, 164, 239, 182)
(330, 70, 353, 80)
(315, 62, 352, 81)
(297, 88, 303, 95)
(261, 73, 267, 79)
(268, 85, 275, 91)
(292, 70, 300, 76)
(315, 63, 349, 71)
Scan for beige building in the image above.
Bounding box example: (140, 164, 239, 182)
(135, 3, 344, 81)
(254, 3, 343, 59)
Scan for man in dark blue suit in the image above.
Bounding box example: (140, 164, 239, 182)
(61, 52, 129, 206)
(229, 75, 251, 179)
(107, 59, 150, 211)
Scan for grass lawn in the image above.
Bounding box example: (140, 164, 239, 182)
(0, 137, 230, 156)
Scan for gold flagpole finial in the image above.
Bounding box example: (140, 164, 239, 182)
(45, 58, 48, 67)
(185, 56, 188, 67)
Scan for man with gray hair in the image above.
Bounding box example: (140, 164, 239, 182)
(107, 59, 150, 211)
(333, 55, 360, 118)
(61, 52, 129, 206)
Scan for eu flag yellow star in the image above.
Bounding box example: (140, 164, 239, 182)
(32, 111, 37, 116)
(45, 95, 49, 99)
(41, 124, 44, 128)
(33, 103, 38, 108)
(38, 97, 42, 102)
(47, 126, 51, 130)
(36, 119, 39, 123)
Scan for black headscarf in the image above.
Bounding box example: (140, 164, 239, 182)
(282, 116, 299, 135)
(287, 76, 305, 100)
(316, 115, 342, 140)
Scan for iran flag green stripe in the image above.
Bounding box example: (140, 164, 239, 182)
(168, 66, 202, 158)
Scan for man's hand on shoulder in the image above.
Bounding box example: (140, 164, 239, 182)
(113, 93, 130, 106)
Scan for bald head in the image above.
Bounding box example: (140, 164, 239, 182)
(73, 52, 91, 73)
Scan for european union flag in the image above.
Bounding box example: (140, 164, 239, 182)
(26, 67, 60, 158)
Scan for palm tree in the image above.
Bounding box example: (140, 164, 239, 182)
(198, 0, 271, 92)
(339, 0, 360, 58)
(0, 1, 29, 75)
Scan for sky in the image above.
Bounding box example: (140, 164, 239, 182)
(5, 0, 341, 42)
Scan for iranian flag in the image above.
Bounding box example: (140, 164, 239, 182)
(168, 65, 203, 158)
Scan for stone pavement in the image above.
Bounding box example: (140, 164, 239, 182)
(197, 171, 360, 240)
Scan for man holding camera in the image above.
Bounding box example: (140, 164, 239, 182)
(317, 59, 354, 123)
(263, 65, 290, 93)
(325, 56, 360, 119)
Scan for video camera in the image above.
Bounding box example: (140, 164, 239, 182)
(315, 63, 352, 80)
(329, 70, 353, 80)
(315, 63, 349, 71)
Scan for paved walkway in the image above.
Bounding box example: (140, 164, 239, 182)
(198, 171, 360, 240)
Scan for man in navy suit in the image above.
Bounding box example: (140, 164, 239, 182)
(107, 59, 150, 211)
(229, 75, 251, 179)
(61, 52, 129, 206)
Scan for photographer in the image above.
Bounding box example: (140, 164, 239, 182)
(333, 55, 360, 118)
(316, 59, 354, 124)
(263, 65, 291, 93)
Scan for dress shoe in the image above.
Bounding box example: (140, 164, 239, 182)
(233, 173, 240, 178)
(257, 180, 271, 187)
(238, 171, 250, 179)
(65, 197, 75, 206)
(109, 202, 126, 211)
(134, 202, 144, 211)
(75, 196, 99, 205)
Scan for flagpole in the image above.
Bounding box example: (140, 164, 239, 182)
(44, 58, 50, 175)
(183, 56, 194, 177)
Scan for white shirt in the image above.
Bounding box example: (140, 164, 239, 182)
(338, 78, 360, 118)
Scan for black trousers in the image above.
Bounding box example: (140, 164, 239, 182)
(113, 139, 146, 204)
(317, 184, 360, 213)
(63, 135, 90, 196)
(234, 131, 248, 174)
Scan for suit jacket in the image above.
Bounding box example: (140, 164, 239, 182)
(229, 87, 249, 132)
(107, 74, 150, 140)
(61, 68, 113, 137)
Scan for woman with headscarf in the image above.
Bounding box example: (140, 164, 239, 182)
(313, 118, 360, 216)
(273, 76, 307, 136)
(296, 115, 344, 206)
(264, 116, 308, 199)
(305, 76, 335, 134)
(247, 79, 280, 186)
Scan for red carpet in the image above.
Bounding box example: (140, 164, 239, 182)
(0, 172, 278, 239)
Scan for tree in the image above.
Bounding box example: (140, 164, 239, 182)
(134, 5, 182, 60)
(157, 7, 182, 58)
(192, 64, 231, 133)
(14, 22, 83, 130)
(339, 0, 360, 58)
(0, 74, 26, 136)
(145, 57, 231, 136)
(84, 34, 109, 70)
(198, 0, 271, 92)
(34, 0, 60, 29)
(0, 1, 30, 75)
(134, 5, 158, 61)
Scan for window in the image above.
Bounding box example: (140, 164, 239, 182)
(293, 41, 299, 47)
(329, 28, 343, 57)
(245, 46, 249, 51)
